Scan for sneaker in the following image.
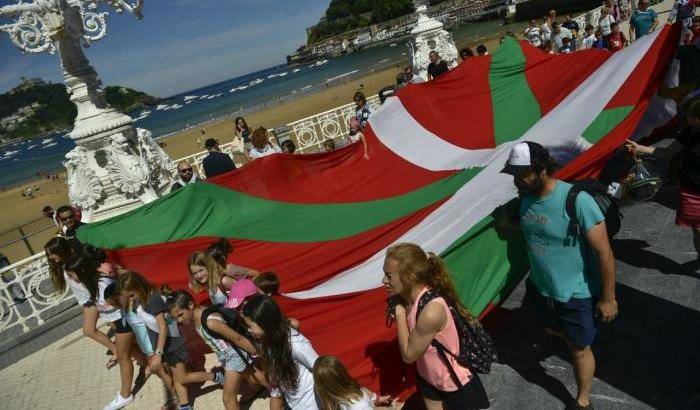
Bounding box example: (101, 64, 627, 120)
(213, 369, 225, 385)
(103, 392, 133, 410)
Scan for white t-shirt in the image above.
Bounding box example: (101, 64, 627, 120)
(96, 276, 122, 322)
(583, 34, 597, 49)
(65, 273, 91, 306)
(540, 23, 552, 42)
(599, 14, 615, 36)
(525, 26, 541, 47)
(269, 330, 319, 410)
(249, 143, 282, 159)
(340, 389, 376, 410)
(552, 27, 572, 51)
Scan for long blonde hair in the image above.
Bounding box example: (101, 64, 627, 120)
(313, 355, 364, 410)
(386, 242, 472, 320)
(116, 271, 157, 309)
(187, 251, 224, 294)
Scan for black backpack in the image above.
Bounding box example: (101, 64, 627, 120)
(201, 305, 253, 366)
(416, 291, 496, 384)
(565, 179, 621, 242)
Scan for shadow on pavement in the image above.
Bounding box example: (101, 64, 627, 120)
(613, 238, 698, 277)
(484, 283, 700, 409)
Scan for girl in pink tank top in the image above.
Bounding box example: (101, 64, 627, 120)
(407, 288, 472, 391)
(383, 243, 489, 410)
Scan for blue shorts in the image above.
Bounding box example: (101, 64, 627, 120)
(527, 281, 598, 347)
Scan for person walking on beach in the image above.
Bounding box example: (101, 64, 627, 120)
(235, 117, 252, 152)
(383, 243, 490, 410)
(354, 92, 372, 129)
(170, 160, 198, 192)
(427, 51, 449, 81)
(503, 141, 618, 410)
(202, 138, 236, 179)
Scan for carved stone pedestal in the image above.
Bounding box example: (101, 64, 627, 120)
(1, 0, 173, 223)
(409, 0, 459, 81)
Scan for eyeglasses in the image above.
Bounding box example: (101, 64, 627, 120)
(179, 168, 193, 173)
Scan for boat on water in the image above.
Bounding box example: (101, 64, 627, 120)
(3, 150, 19, 157)
(278, 72, 288, 77)
(156, 104, 169, 110)
(26, 144, 38, 150)
(41, 138, 53, 144)
(249, 78, 264, 86)
(42, 142, 58, 148)
(292, 68, 301, 73)
(183, 95, 198, 101)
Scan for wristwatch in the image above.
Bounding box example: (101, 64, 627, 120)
(155, 348, 164, 356)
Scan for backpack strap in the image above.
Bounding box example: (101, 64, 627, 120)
(201, 306, 252, 367)
(416, 291, 464, 389)
(565, 184, 585, 242)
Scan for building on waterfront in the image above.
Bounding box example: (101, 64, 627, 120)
(287, 0, 502, 65)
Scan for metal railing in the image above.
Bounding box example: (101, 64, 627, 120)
(172, 94, 382, 173)
(0, 253, 75, 341)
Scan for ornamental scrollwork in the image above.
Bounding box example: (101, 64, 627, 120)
(64, 145, 103, 210)
(0, 0, 144, 54)
(105, 133, 150, 196)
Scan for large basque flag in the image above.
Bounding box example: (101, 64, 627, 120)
(78, 26, 680, 396)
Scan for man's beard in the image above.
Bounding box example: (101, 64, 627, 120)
(515, 175, 545, 197)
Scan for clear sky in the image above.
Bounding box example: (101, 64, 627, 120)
(0, 0, 329, 97)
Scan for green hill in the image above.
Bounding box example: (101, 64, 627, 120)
(0, 79, 159, 141)
(308, 0, 416, 43)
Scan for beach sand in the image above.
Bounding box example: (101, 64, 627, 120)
(0, 35, 505, 263)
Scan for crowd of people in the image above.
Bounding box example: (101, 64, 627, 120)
(26, 2, 700, 409)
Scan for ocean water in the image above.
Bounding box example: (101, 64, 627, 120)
(0, 17, 513, 188)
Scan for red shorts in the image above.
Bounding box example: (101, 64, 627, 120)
(676, 188, 700, 228)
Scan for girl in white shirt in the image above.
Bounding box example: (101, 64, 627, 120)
(45, 238, 119, 369)
(248, 127, 282, 160)
(241, 294, 320, 410)
(65, 251, 146, 410)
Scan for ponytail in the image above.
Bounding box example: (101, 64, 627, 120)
(422, 253, 473, 320)
(164, 288, 194, 311)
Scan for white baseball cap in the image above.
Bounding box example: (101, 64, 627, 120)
(502, 141, 548, 175)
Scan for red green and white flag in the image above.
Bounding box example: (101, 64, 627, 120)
(78, 25, 680, 396)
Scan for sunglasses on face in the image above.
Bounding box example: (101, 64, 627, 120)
(179, 168, 193, 173)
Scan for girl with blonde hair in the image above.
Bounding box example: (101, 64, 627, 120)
(314, 355, 396, 409)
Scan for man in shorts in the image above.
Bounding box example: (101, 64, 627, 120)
(503, 142, 619, 410)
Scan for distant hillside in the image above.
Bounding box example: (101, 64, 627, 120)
(0, 79, 159, 141)
(309, 0, 418, 43)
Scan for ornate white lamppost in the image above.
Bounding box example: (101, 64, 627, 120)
(0, 0, 173, 222)
(409, 0, 459, 81)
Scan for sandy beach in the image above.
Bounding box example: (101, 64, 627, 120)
(0, 34, 506, 263)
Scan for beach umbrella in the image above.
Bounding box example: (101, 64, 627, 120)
(77, 25, 681, 397)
